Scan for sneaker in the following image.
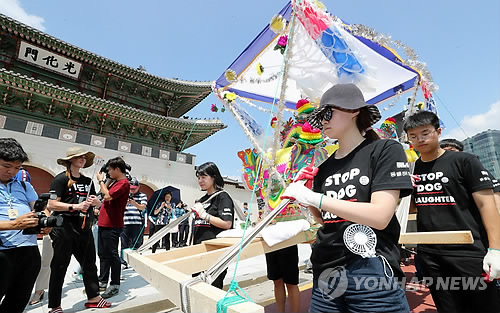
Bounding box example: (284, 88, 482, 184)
(99, 282, 107, 292)
(101, 285, 119, 299)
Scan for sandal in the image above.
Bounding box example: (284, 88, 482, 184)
(30, 290, 45, 305)
(49, 307, 63, 313)
(84, 297, 112, 308)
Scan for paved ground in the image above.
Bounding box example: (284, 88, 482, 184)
(23, 239, 437, 313)
(24, 241, 313, 313)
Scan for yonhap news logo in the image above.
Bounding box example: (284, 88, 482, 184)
(318, 266, 348, 300)
(318, 267, 489, 296)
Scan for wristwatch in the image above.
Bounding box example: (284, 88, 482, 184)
(68, 205, 73, 211)
(99, 180, 105, 184)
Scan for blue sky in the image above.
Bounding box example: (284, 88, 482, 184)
(2, 0, 499, 178)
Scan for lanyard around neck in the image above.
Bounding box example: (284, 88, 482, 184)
(0, 183, 14, 205)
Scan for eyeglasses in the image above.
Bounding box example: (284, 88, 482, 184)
(408, 129, 437, 142)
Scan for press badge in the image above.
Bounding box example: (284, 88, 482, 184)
(8, 208, 18, 220)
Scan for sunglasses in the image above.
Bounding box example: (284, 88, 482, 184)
(320, 106, 359, 122)
(320, 107, 334, 122)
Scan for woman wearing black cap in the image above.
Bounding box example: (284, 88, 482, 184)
(283, 84, 413, 313)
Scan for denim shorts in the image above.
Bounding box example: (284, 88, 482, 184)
(310, 257, 409, 313)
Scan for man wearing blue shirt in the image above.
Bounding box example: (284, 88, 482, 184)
(0, 138, 42, 313)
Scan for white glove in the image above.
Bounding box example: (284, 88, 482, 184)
(191, 202, 209, 220)
(483, 248, 500, 280)
(281, 182, 323, 209)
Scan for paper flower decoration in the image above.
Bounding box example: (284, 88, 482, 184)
(381, 117, 398, 138)
(270, 14, 286, 33)
(224, 69, 237, 83)
(296, 98, 314, 115)
(256, 63, 264, 76)
(223, 92, 237, 103)
(274, 35, 288, 55)
(381, 117, 397, 129)
(312, 0, 326, 10)
(211, 104, 218, 112)
(278, 35, 288, 46)
(271, 116, 278, 128)
(298, 122, 323, 145)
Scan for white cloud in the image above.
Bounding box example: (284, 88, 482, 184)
(444, 101, 500, 141)
(0, 0, 45, 31)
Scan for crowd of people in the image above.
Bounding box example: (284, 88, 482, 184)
(280, 84, 500, 313)
(0, 84, 499, 313)
(0, 140, 199, 313)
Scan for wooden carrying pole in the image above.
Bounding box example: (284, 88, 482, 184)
(127, 228, 473, 313)
(126, 249, 263, 313)
(125, 230, 315, 313)
(399, 230, 473, 245)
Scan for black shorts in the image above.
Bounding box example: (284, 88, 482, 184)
(265, 245, 299, 285)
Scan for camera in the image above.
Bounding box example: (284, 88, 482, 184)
(100, 162, 132, 181)
(23, 193, 63, 235)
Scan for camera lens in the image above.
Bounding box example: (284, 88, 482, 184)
(40, 215, 63, 227)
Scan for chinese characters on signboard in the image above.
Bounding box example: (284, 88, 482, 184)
(17, 41, 82, 79)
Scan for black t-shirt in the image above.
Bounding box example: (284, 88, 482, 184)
(50, 172, 96, 229)
(193, 191, 234, 245)
(413, 150, 494, 257)
(487, 170, 500, 193)
(311, 139, 413, 280)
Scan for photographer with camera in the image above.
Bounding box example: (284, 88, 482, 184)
(0, 138, 41, 313)
(96, 157, 130, 299)
(47, 147, 111, 312)
(120, 177, 147, 268)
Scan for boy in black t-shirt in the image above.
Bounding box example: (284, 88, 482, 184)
(440, 137, 500, 302)
(404, 111, 500, 313)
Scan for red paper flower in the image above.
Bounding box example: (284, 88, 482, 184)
(278, 35, 288, 46)
(296, 98, 310, 109)
(271, 117, 278, 128)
